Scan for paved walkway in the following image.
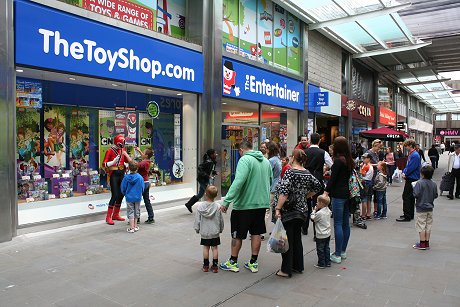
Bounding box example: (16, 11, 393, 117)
(0, 153, 459, 307)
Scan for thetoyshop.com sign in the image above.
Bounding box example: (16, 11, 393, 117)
(82, 0, 154, 30)
(222, 57, 304, 110)
(15, 1, 203, 93)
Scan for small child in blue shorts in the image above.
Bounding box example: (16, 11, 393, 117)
(121, 162, 144, 233)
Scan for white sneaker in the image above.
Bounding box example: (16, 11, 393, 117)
(134, 226, 139, 232)
(127, 228, 135, 233)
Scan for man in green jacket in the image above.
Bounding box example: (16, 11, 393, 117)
(220, 141, 273, 273)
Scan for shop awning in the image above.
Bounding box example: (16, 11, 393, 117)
(359, 127, 409, 141)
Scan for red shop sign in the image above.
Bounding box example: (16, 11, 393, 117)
(379, 107, 396, 126)
(82, 0, 154, 30)
(341, 97, 374, 122)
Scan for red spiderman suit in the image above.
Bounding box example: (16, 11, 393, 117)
(102, 134, 127, 225)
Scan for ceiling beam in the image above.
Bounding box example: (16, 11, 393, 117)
(353, 42, 432, 59)
(308, 2, 411, 30)
(399, 78, 451, 87)
(410, 89, 454, 95)
(379, 65, 437, 76)
(389, 12, 416, 44)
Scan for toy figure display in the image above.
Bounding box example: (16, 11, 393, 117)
(102, 134, 127, 225)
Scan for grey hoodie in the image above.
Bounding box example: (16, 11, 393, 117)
(194, 201, 224, 239)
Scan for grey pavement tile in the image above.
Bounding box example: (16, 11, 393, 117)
(1, 266, 62, 287)
(368, 283, 424, 305)
(22, 279, 88, 304)
(417, 290, 458, 307)
(221, 292, 276, 307)
(53, 290, 123, 307)
(444, 282, 460, 298)
(0, 284, 50, 307)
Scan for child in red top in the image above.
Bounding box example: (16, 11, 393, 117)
(124, 147, 155, 224)
(281, 156, 291, 179)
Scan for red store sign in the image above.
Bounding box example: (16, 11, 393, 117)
(341, 97, 374, 122)
(379, 107, 396, 126)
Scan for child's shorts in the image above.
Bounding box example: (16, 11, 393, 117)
(200, 237, 221, 246)
(360, 180, 374, 202)
(127, 202, 141, 219)
(415, 211, 433, 232)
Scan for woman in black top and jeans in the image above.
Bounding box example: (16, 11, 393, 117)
(323, 136, 354, 264)
(273, 149, 323, 277)
(185, 149, 217, 213)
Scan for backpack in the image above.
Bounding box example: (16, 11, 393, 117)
(349, 169, 363, 213)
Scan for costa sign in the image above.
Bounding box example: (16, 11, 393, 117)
(435, 128, 460, 136)
(379, 107, 396, 126)
(341, 97, 374, 122)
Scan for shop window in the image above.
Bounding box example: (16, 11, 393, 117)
(16, 75, 184, 216)
(435, 114, 447, 121)
(222, 0, 301, 74)
(452, 114, 460, 121)
(59, 0, 186, 39)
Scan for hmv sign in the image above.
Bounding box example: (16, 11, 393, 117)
(435, 128, 460, 136)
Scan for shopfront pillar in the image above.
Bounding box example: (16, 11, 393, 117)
(200, 0, 223, 192)
(373, 72, 379, 129)
(345, 54, 353, 141)
(0, 0, 17, 242)
(299, 24, 309, 136)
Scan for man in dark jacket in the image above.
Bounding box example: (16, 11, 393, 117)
(416, 144, 426, 162)
(397, 140, 421, 222)
(427, 145, 439, 169)
(303, 133, 333, 236)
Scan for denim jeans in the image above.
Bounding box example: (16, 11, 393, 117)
(315, 236, 331, 267)
(375, 190, 387, 217)
(196, 182, 207, 199)
(331, 197, 350, 257)
(143, 182, 154, 219)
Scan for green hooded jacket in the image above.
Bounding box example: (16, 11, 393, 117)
(223, 150, 273, 210)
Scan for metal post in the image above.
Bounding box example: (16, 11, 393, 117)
(200, 0, 223, 193)
(0, 0, 16, 242)
(299, 24, 309, 136)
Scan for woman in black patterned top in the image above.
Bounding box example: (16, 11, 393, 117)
(273, 149, 323, 277)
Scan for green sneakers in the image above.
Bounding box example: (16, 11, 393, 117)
(219, 260, 240, 272)
(244, 261, 259, 273)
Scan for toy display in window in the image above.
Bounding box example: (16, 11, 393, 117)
(102, 134, 127, 225)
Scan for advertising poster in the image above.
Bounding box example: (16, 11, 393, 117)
(16, 79, 42, 109)
(221, 139, 232, 190)
(287, 13, 300, 73)
(257, 0, 273, 65)
(99, 110, 116, 169)
(43, 105, 68, 176)
(69, 108, 90, 174)
(138, 112, 153, 154)
(157, 0, 186, 37)
(222, 0, 240, 55)
(153, 113, 175, 180)
(16, 108, 41, 178)
(80, 0, 157, 30)
(273, 3, 287, 69)
(115, 108, 137, 144)
(238, 0, 257, 60)
(173, 114, 181, 160)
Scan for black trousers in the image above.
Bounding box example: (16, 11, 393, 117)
(281, 219, 304, 276)
(449, 168, 460, 197)
(402, 179, 415, 220)
(315, 236, 331, 267)
(108, 170, 124, 208)
(429, 157, 438, 169)
(143, 182, 154, 219)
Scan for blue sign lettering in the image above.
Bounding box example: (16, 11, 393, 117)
(315, 92, 329, 106)
(15, 1, 204, 93)
(222, 57, 304, 110)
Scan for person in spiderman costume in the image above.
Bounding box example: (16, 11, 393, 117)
(103, 134, 128, 225)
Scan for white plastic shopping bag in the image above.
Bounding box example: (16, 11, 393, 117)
(267, 218, 289, 253)
(392, 168, 402, 183)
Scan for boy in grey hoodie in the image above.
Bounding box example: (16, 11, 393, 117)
(194, 185, 224, 273)
(412, 165, 438, 250)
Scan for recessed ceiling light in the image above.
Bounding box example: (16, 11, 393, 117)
(177, 93, 182, 96)
(283, 109, 287, 111)
(68, 77, 76, 81)
(111, 83, 118, 87)
(270, 107, 274, 110)
(147, 88, 153, 92)
(16, 69, 23, 73)
(222, 102, 227, 105)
